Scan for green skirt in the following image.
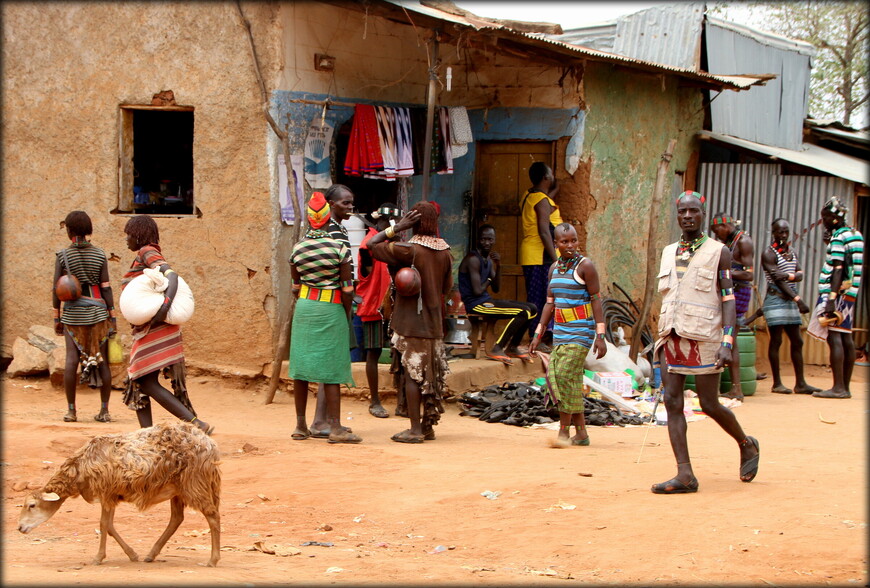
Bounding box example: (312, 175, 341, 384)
(289, 298, 354, 386)
(546, 343, 589, 414)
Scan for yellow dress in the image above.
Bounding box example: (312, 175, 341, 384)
(519, 190, 562, 266)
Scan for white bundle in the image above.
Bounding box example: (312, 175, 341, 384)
(119, 268, 195, 326)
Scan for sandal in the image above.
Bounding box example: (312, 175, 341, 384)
(328, 428, 363, 444)
(422, 427, 436, 441)
(770, 385, 792, 394)
(507, 351, 533, 363)
(63, 411, 77, 423)
(93, 412, 112, 423)
(793, 384, 821, 395)
(369, 405, 389, 419)
(291, 428, 311, 441)
(391, 429, 424, 444)
(739, 436, 760, 482)
(485, 352, 513, 366)
(651, 476, 699, 494)
(571, 435, 590, 446)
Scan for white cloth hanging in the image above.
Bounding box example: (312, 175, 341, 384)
(448, 106, 472, 158)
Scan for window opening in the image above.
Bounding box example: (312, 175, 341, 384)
(118, 106, 195, 215)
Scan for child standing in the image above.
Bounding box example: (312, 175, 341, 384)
(530, 223, 607, 445)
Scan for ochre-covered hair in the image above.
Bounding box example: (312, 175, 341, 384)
(412, 201, 439, 236)
(124, 215, 160, 249)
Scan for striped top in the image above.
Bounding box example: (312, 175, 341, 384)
(290, 235, 351, 290)
(819, 226, 864, 299)
(764, 246, 798, 293)
(549, 256, 594, 349)
(58, 243, 109, 326)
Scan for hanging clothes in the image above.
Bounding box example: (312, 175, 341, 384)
(343, 104, 383, 177)
(394, 107, 415, 177)
(409, 107, 428, 175)
(448, 106, 472, 159)
(373, 106, 398, 181)
(437, 107, 453, 175)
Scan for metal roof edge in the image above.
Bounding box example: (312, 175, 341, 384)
(698, 131, 869, 185)
(706, 16, 816, 57)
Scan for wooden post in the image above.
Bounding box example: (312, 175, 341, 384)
(629, 139, 677, 363)
(420, 35, 439, 201)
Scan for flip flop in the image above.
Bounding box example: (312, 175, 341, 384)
(291, 429, 310, 441)
(571, 436, 590, 446)
(770, 385, 792, 394)
(391, 429, 424, 444)
(311, 426, 353, 438)
(93, 413, 111, 423)
(485, 352, 513, 366)
(651, 476, 699, 494)
(507, 351, 533, 363)
(739, 436, 760, 482)
(793, 384, 821, 395)
(63, 412, 77, 422)
(369, 405, 389, 418)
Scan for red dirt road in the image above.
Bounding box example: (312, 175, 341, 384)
(2, 364, 866, 586)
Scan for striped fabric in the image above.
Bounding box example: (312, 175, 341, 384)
(764, 246, 798, 289)
(327, 219, 351, 249)
(290, 235, 350, 290)
(127, 323, 184, 380)
(554, 303, 593, 323)
(549, 258, 595, 349)
(819, 226, 864, 300)
(58, 244, 110, 326)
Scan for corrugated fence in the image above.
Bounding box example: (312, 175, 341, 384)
(699, 162, 858, 365)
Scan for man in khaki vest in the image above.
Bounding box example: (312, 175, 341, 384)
(651, 191, 760, 494)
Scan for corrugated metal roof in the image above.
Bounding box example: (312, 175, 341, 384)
(612, 3, 704, 70)
(706, 16, 816, 57)
(698, 131, 870, 185)
(551, 22, 616, 52)
(706, 20, 811, 150)
(387, 1, 772, 92)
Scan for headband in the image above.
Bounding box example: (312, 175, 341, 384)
(371, 204, 401, 220)
(676, 190, 706, 211)
(823, 196, 848, 218)
(307, 192, 331, 229)
(711, 215, 741, 228)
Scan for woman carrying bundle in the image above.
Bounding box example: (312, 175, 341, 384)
(52, 210, 115, 423)
(121, 215, 212, 435)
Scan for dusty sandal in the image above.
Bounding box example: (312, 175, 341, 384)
(651, 476, 699, 494)
(291, 428, 311, 440)
(770, 385, 792, 394)
(369, 405, 389, 418)
(391, 429, 424, 444)
(93, 412, 112, 423)
(63, 411, 77, 422)
(328, 429, 362, 444)
(485, 353, 513, 366)
(739, 436, 760, 482)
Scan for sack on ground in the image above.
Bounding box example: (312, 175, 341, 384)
(119, 268, 195, 326)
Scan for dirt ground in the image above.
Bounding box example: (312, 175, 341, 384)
(2, 361, 867, 586)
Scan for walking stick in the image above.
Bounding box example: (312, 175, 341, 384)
(636, 380, 663, 464)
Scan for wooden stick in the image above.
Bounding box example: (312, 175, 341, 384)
(629, 139, 677, 362)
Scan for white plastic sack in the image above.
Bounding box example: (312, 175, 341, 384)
(119, 268, 194, 326)
(584, 341, 646, 388)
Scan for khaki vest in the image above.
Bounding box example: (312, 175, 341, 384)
(657, 237, 724, 342)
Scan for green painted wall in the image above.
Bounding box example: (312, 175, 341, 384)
(581, 62, 703, 306)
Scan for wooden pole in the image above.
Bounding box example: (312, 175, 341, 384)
(235, 1, 301, 404)
(420, 35, 440, 201)
(629, 139, 677, 363)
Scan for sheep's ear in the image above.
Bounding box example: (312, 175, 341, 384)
(41, 492, 61, 502)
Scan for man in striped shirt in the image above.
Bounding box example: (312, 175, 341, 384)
(815, 196, 864, 399)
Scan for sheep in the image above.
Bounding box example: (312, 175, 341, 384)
(18, 422, 221, 567)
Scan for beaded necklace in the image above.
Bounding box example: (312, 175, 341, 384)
(770, 241, 794, 261)
(725, 230, 744, 250)
(306, 228, 330, 239)
(556, 252, 581, 273)
(676, 234, 707, 261)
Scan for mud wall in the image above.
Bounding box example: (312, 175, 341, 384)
(1, 2, 283, 373)
(579, 63, 702, 306)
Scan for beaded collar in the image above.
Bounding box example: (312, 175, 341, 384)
(409, 235, 450, 251)
(556, 253, 582, 273)
(725, 230, 744, 250)
(306, 228, 330, 239)
(770, 241, 794, 260)
(676, 234, 708, 261)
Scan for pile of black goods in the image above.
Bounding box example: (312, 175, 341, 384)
(459, 381, 652, 427)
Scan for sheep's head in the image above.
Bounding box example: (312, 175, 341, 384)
(18, 492, 64, 533)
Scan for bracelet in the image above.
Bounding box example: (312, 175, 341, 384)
(596, 333, 605, 340)
(788, 273, 795, 281)
(722, 325, 734, 337)
(722, 334, 734, 345)
(53, 318, 60, 323)
(164, 269, 176, 276)
(718, 269, 731, 280)
(721, 341, 733, 350)
(385, 226, 396, 239)
(828, 292, 837, 301)
(52, 308, 60, 318)
(595, 322, 606, 335)
(534, 325, 544, 336)
(546, 297, 555, 304)
(589, 292, 601, 301)
(163, 296, 171, 306)
(793, 295, 801, 302)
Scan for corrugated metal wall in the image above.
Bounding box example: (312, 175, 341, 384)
(700, 163, 857, 364)
(705, 21, 812, 150)
(613, 3, 704, 70)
